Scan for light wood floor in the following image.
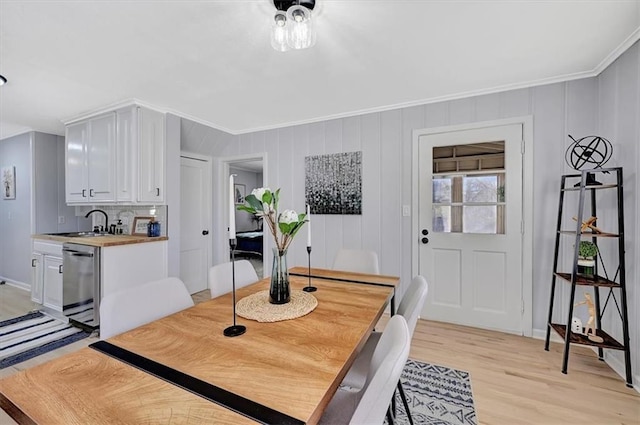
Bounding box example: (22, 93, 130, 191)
(1, 284, 638, 424)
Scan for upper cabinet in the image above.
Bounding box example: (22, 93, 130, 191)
(65, 105, 165, 205)
(65, 113, 117, 203)
(137, 107, 165, 203)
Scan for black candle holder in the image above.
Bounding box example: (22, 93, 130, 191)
(224, 239, 246, 337)
(302, 245, 317, 292)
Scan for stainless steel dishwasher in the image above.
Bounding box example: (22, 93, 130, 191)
(62, 243, 100, 330)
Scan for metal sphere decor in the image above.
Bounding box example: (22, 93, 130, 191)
(565, 135, 613, 185)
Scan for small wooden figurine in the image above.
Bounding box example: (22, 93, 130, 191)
(574, 292, 604, 343)
(572, 216, 603, 234)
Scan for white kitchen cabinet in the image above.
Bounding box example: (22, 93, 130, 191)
(115, 107, 136, 202)
(32, 240, 63, 312)
(43, 256, 63, 312)
(137, 107, 166, 203)
(65, 105, 165, 205)
(65, 113, 117, 204)
(31, 252, 44, 304)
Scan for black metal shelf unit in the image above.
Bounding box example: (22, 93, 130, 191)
(544, 167, 632, 387)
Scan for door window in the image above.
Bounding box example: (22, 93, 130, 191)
(432, 141, 505, 234)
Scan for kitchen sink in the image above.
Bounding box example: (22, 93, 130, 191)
(44, 231, 113, 237)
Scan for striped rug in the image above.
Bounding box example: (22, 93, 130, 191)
(0, 311, 91, 369)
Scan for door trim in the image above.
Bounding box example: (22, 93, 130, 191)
(217, 153, 268, 268)
(411, 116, 534, 337)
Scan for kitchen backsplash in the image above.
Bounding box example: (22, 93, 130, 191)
(76, 205, 168, 236)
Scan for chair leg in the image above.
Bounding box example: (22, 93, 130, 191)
(397, 381, 414, 425)
(386, 406, 395, 425)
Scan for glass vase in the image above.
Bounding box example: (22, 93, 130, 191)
(270, 248, 290, 304)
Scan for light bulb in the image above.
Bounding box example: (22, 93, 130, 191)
(286, 5, 315, 50)
(271, 11, 290, 52)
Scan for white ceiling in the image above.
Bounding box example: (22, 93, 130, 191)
(1, 1, 639, 141)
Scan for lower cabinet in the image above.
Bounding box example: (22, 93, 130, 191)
(31, 253, 44, 305)
(32, 240, 63, 312)
(43, 256, 63, 312)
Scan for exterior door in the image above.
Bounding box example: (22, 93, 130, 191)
(180, 156, 212, 294)
(418, 124, 524, 334)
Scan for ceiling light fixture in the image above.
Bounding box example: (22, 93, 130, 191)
(0, 75, 7, 86)
(271, 0, 316, 52)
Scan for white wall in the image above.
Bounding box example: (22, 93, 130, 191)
(181, 80, 598, 319)
(178, 43, 639, 387)
(597, 40, 639, 388)
(0, 131, 82, 288)
(0, 132, 32, 287)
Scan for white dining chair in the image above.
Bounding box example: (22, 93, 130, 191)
(332, 248, 380, 274)
(340, 275, 429, 424)
(99, 277, 194, 339)
(208, 260, 259, 298)
(319, 314, 411, 425)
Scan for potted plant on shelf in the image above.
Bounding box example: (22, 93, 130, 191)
(577, 241, 598, 276)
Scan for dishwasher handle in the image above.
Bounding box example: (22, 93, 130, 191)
(62, 248, 94, 257)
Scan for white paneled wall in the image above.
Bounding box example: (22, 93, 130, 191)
(179, 41, 639, 387)
(597, 41, 639, 388)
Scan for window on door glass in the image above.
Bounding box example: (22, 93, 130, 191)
(432, 141, 505, 234)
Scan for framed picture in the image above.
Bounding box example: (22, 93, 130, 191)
(132, 216, 153, 236)
(2, 166, 16, 200)
(234, 183, 246, 204)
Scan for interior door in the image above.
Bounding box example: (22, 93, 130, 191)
(418, 124, 524, 334)
(180, 156, 212, 294)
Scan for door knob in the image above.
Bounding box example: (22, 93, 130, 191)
(421, 237, 429, 244)
(421, 229, 429, 235)
(202, 230, 209, 235)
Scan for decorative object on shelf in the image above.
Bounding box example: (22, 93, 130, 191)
(565, 134, 613, 186)
(574, 293, 604, 343)
(2, 166, 15, 200)
(571, 317, 583, 334)
(225, 174, 246, 337)
(132, 216, 153, 236)
(305, 151, 362, 215)
(577, 241, 597, 276)
(238, 187, 308, 304)
(572, 216, 603, 234)
(146, 217, 161, 237)
(303, 204, 317, 293)
(270, 0, 316, 52)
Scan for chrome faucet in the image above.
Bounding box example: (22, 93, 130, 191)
(85, 209, 108, 232)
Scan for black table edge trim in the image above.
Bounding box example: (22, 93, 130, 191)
(289, 272, 394, 288)
(90, 340, 304, 425)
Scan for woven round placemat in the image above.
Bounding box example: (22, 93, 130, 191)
(236, 290, 318, 323)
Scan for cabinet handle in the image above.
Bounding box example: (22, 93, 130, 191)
(156, 188, 160, 196)
(82, 189, 87, 198)
(89, 189, 94, 197)
(31, 258, 37, 267)
(58, 265, 63, 274)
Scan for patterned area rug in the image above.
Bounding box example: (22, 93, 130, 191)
(0, 311, 91, 369)
(392, 359, 477, 425)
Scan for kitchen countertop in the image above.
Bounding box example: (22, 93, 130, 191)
(33, 234, 168, 247)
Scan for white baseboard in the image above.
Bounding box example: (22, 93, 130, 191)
(532, 327, 639, 394)
(0, 277, 30, 292)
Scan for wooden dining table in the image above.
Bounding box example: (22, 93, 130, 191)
(0, 268, 398, 424)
